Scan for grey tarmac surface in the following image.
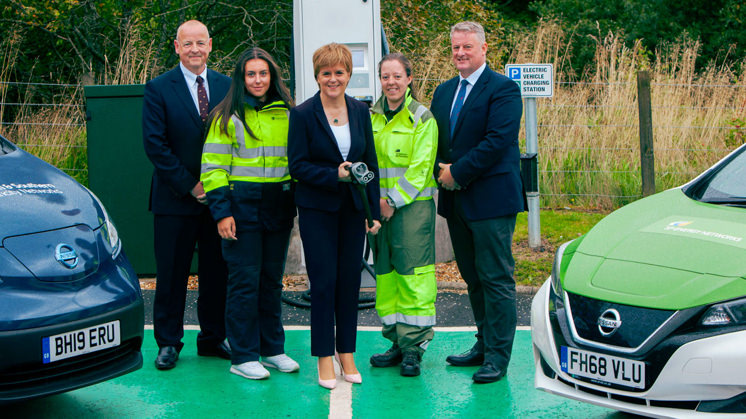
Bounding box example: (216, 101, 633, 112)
(141, 289, 535, 327)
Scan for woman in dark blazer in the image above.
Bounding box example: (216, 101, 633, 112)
(287, 43, 381, 389)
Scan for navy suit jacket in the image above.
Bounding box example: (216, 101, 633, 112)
(431, 66, 525, 221)
(142, 67, 231, 215)
(287, 92, 381, 221)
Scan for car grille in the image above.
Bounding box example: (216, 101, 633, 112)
(0, 338, 141, 398)
(565, 292, 675, 349)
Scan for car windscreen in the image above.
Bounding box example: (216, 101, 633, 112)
(685, 146, 746, 206)
(0, 135, 17, 155)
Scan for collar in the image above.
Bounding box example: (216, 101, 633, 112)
(459, 62, 486, 86)
(179, 62, 208, 85)
(371, 88, 412, 116)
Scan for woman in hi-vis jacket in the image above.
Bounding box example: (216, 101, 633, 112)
(201, 47, 299, 380)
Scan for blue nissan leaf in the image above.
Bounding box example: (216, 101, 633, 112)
(0, 134, 143, 403)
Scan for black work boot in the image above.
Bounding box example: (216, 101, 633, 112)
(370, 344, 403, 367)
(400, 350, 421, 377)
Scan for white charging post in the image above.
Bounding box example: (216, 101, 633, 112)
(293, 0, 383, 104)
(505, 64, 554, 249)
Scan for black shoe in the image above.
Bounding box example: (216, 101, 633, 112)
(472, 361, 506, 383)
(446, 345, 484, 366)
(155, 346, 179, 370)
(370, 344, 403, 367)
(197, 339, 231, 360)
(400, 351, 421, 377)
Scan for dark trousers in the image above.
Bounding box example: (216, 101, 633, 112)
(298, 202, 366, 357)
(221, 227, 291, 365)
(153, 212, 228, 351)
(446, 201, 517, 369)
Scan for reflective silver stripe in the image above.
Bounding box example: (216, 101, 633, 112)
(231, 165, 289, 178)
(201, 163, 231, 174)
(379, 313, 436, 327)
(398, 176, 421, 199)
(379, 314, 397, 326)
(388, 188, 406, 209)
(263, 146, 288, 157)
(379, 167, 407, 179)
(411, 104, 427, 130)
(232, 146, 288, 159)
(397, 313, 436, 326)
(203, 143, 233, 155)
(231, 115, 245, 148)
(420, 186, 437, 197)
(381, 185, 436, 206)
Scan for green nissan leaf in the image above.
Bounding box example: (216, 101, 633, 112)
(531, 144, 746, 418)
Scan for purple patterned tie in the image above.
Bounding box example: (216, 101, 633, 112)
(196, 75, 208, 122)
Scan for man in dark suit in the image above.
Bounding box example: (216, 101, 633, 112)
(142, 20, 231, 370)
(430, 21, 525, 383)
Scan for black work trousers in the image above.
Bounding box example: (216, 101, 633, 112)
(221, 226, 292, 365)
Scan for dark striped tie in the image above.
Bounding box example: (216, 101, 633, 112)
(196, 76, 208, 122)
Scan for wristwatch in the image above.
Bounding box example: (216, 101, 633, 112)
(386, 197, 396, 209)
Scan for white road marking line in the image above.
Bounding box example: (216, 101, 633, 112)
(329, 356, 353, 419)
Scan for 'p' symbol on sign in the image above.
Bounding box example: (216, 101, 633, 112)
(508, 67, 521, 80)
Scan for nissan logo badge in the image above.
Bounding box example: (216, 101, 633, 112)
(597, 308, 622, 337)
(55, 243, 79, 269)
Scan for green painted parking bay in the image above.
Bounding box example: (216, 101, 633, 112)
(7, 329, 630, 418)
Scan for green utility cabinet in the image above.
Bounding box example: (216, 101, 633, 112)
(84, 84, 157, 275)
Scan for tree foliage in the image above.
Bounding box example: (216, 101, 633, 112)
(1, 0, 293, 84)
(529, 0, 746, 76)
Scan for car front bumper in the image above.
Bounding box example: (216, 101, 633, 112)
(531, 279, 746, 418)
(0, 296, 143, 404)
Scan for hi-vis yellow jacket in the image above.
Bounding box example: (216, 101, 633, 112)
(200, 99, 294, 230)
(370, 90, 438, 208)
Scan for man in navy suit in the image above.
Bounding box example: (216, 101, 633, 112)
(430, 21, 525, 383)
(143, 20, 231, 370)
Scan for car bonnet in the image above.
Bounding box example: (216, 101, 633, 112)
(0, 147, 102, 239)
(564, 189, 746, 309)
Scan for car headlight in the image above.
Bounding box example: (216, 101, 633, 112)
(700, 297, 746, 326)
(87, 189, 121, 259)
(551, 240, 573, 296)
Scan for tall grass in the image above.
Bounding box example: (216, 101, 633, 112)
(0, 22, 159, 185)
(506, 21, 746, 209)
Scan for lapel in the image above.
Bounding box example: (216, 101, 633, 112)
(312, 93, 344, 161)
(168, 68, 203, 129)
(452, 66, 492, 138)
(345, 95, 362, 160)
(438, 77, 459, 142)
(206, 69, 224, 111)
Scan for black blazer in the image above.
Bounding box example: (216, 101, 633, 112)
(142, 67, 231, 215)
(287, 92, 381, 221)
(431, 66, 525, 221)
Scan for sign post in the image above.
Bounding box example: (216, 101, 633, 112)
(505, 64, 554, 249)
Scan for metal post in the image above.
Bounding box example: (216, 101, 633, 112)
(525, 97, 541, 248)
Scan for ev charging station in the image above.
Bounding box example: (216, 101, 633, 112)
(293, 0, 383, 104)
